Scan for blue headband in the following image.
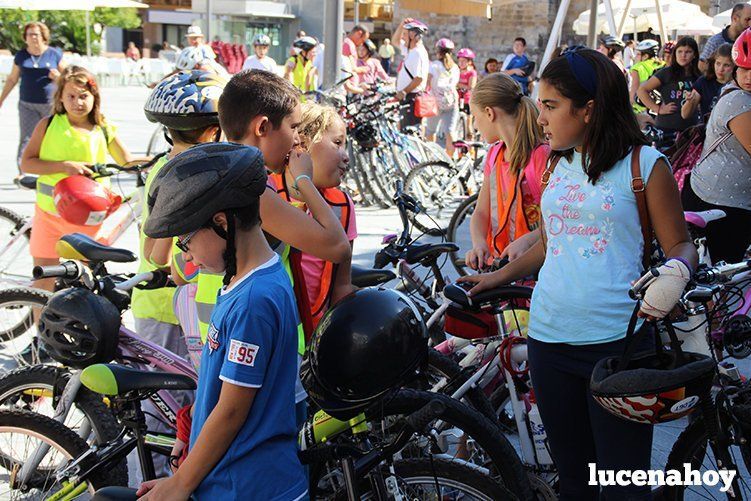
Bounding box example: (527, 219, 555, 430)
(565, 51, 598, 98)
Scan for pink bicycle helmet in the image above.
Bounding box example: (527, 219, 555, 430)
(404, 20, 428, 35)
(732, 28, 751, 69)
(457, 48, 476, 60)
(436, 38, 455, 51)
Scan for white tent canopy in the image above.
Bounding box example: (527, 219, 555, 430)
(573, 0, 704, 36)
(0, 0, 148, 55)
(713, 3, 750, 28)
(672, 14, 720, 36)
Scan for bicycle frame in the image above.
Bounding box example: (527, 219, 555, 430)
(15, 325, 197, 487)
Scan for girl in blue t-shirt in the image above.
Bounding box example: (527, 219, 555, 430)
(459, 48, 698, 500)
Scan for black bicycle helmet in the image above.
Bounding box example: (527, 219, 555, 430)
(590, 316, 715, 424)
(362, 39, 377, 56)
(304, 287, 428, 418)
(38, 288, 121, 369)
(144, 70, 226, 131)
(144, 142, 266, 239)
(293, 36, 318, 53)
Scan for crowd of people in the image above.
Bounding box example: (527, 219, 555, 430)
(1, 3, 750, 498)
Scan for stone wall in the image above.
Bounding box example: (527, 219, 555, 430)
(392, 0, 714, 66)
(393, 0, 590, 64)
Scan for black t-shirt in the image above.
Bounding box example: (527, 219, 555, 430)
(692, 76, 724, 122)
(654, 67, 699, 131)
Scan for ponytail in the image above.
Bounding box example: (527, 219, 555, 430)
(508, 96, 540, 175)
(441, 49, 455, 71)
(471, 73, 542, 174)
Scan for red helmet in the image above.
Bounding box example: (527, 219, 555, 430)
(732, 28, 751, 69)
(53, 176, 122, 226)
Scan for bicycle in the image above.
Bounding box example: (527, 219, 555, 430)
(0, 154, 166, 289)
(403, 139, 485, 236)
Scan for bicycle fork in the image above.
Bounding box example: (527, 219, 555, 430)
(14, 372, 83, 488)
(700, 394, 742, 499)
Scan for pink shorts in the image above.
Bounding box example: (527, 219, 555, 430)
(29, 205, 100, 259)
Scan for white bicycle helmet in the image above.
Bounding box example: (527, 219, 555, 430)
(404, 20, 429, 35)
(144, 70, 226, 131)
(175, 46, 204, 71)
(253, 34, 271, 46)
(636, 39, 660, 57)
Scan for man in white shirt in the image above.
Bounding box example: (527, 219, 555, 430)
(242, 34, 278, 74)
(185, 25, 216, 61)
(392, 18, 430, 130)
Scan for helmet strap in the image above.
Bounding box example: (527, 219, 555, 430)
(221, 212, 237, 286)
(164, 128, 174, 147)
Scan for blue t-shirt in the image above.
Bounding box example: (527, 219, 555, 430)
(503, 54, 530, 94)
(692, 76, 724, 122)
(14, 47, 63, 104)
(190, 256, 307, 501)
(529, 146, 665, 345)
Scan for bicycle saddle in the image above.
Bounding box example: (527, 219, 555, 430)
(80, 364, 196, 397)
(14, 175, 38, 191)
(443, 282, 533, 309)
(351, 264, 396, 287)
(405, 243, 459, 265)
(56, 233, 137, 263)
(684, 210, 726, 229)
(92, 487, 137, 500)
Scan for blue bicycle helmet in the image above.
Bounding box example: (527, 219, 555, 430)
(144, 70, 226, 131)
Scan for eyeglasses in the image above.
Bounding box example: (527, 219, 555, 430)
(176, 229, 200, 253)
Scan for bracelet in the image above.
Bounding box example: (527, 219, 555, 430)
(667, 257, 693, 275)
(293, 174, 311, 191)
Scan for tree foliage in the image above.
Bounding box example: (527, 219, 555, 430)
(0, 7, 141, 55)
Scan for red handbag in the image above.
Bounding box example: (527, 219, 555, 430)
(414, 93, 438, 118)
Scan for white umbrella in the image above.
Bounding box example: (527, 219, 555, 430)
(0, 0, 147, 55)
(673, 13, 720, 36)
(573, 0, 704, 36)
(713, 3, 749, 28)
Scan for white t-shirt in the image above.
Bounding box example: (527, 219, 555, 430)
(428, 60, 460, 91)
(242, 55, 278, 73)
(397, 41, 429, 93)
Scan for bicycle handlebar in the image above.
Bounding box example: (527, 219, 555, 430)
(33, 260, 84, 280)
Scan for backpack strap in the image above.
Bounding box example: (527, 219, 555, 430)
(540, 154, 560, 192)
(630, 145, 653, 271)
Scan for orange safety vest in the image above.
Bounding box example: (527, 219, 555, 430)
(485, 142, 545, 256)
(269, 173, 352, 326)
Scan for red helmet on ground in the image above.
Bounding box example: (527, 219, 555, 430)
(732, 28, 751, 69)
(53, 176, 122, 226)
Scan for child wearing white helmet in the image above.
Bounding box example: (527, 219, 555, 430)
(242, 33, 278, 74)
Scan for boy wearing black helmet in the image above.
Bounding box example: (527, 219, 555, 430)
(138, 143, 307, 500)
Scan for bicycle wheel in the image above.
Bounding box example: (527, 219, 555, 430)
(360, 458, 516, 500)
(663, 410, 751, 500)
(0, 409, 125, 499)
(146, 125, 170, 157)
(0, 287, 51, 370)
(0, 207, 32, 288)
(0, 365, 124, 450)
(404, 161, 470, 236)
(368, 388, 534, 500)
(420, 348, 498, 424)
(367, 148, 397, 208)
(446, 193, 478, 276)
(345, 141, 372, 207)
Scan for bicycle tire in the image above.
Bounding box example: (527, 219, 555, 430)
(423, 348, 498, 424)
(0, 365, 124, 451)
(0, 409, 126, 495)
(0, 206, 32, 287)
(369, 388, 534, 500)
(367, 148, 396, 208)
(346, 140, 372, 207)
(404, 160, 469, 236)
(358, 458, 516, 500)
(355, 150, 389, 209)
(446, 193, 479, 276)
(662, 411, 750, 500)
